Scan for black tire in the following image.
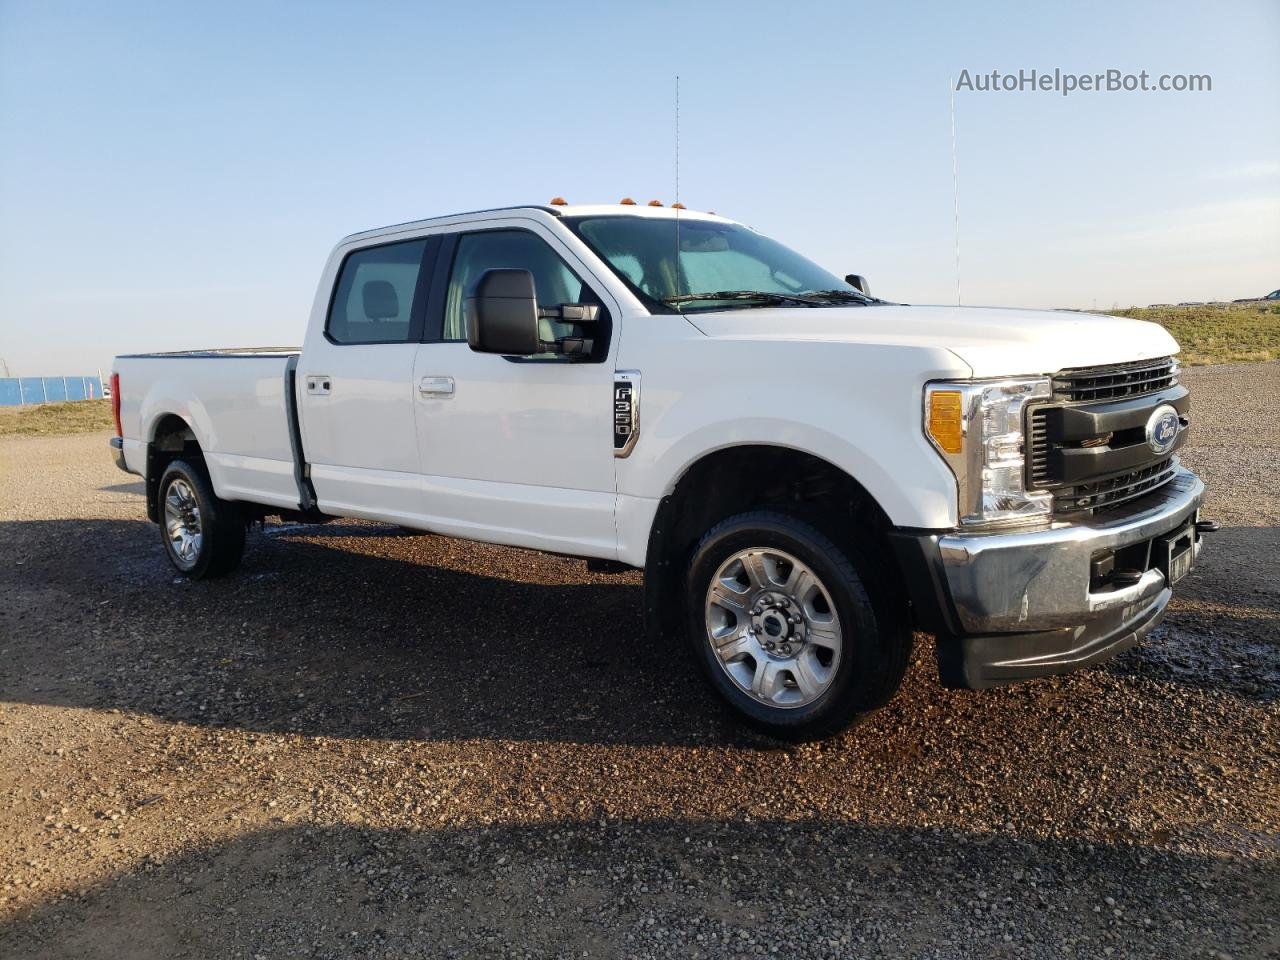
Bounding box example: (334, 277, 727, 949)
(157, 459, 245, 579)
(685, 510, 911, 741)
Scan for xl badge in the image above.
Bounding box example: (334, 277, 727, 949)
(1145, 404, 1181, 455)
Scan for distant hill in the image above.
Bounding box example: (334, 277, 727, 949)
(1107, 302, 1280, 364)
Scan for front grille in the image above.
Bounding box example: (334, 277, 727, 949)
(1052, 356, 1177, 402)
(1028, 356, 1182, 514)
(1051, 458, 1177, 513)
(1028, 408, 1052, 487)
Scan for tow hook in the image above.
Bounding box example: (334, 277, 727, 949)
(1195, 519, 1221, 534)
(1111, 568, 1144, 587)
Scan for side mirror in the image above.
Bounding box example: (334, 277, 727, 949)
(466, 269, 541, 356)
(845, 274, 871, 296)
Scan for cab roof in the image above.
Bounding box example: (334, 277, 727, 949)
(343, 203, 735, 244)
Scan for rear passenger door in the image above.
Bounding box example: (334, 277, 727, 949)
(296, 236, 438, 522)
(410, 221, 621, 558)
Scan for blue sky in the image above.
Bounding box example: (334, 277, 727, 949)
(1, 0, 1277, 375)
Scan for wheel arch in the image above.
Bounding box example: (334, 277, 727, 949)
(641, 442, 910, 646)
(144, 413, 205, 522)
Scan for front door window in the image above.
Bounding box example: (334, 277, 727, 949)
(442, 230, 596, 350)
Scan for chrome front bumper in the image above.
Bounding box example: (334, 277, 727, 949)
(939, 469, 1203, 633)
(890, 468, 1205, 688)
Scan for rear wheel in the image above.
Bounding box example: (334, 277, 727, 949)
(158, 460, 245, 579)
(685, 510, 910, 740)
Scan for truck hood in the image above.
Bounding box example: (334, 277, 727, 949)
(683, 304, 1180, 378)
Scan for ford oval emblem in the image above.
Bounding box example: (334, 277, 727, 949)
(1145, 404, 1182, 455)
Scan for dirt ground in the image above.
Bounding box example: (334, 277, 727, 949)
(1, 364, 1277, 959)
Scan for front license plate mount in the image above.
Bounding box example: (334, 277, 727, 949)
(1156, 522, 1196, 586)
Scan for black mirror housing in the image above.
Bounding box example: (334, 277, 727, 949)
(466, 269, 541, 356)
(845, 274, 871, 296)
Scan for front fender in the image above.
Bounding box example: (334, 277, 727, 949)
(644, 417, 957, 530)
(615, 339, 969, 534)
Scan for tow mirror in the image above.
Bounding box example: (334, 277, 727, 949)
(845, 274, 871, 296)
(466, 269, 541, 356)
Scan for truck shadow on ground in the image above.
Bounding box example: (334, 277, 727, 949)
(0, 517, 1274, 746)
(1, 517, 727, 746)
(2, 818, 1273, 960)
(96, 480, 146, 496)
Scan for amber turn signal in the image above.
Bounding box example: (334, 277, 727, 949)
(927, 390, 964, 454)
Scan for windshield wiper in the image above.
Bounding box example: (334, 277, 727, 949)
(802, 289, 880, 305)
(662, 290, 822, 308)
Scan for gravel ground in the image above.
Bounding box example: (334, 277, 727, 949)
(1, 363, 1277, 959)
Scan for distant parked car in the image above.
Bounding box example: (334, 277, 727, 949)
(1233, 289, 1280, 304)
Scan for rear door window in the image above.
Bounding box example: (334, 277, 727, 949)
(327, 239, 429, 344)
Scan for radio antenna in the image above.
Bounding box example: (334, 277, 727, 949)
(674, 74, 682, 293)
(949, 75, 962, 306)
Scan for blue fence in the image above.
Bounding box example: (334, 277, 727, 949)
(0, 376, 105, 406)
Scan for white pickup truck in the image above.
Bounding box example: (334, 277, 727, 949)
(110, 202, 1210, 739)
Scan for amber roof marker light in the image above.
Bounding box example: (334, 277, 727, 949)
(549, 197, 568, 206)
(647, 200, 664, 207)
(620, 197, 636, 205)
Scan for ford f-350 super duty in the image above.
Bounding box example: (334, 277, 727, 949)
(109, 202, 1211, 739)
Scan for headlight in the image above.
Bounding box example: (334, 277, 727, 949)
(924, 377, 1052, 528)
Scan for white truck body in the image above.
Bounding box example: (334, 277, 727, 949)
(111, 203, 1206, 737)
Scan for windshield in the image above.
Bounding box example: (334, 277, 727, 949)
(565, 216, 867, 312)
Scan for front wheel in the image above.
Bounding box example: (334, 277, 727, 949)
(158, 460, 245, 579)
(685, 511, 910, 740)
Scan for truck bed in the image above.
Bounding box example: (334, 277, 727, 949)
(114, 350, 304, 512)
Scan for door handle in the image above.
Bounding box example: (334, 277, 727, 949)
(418, 376, 455, 397)
(306, 375, 331, 396)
